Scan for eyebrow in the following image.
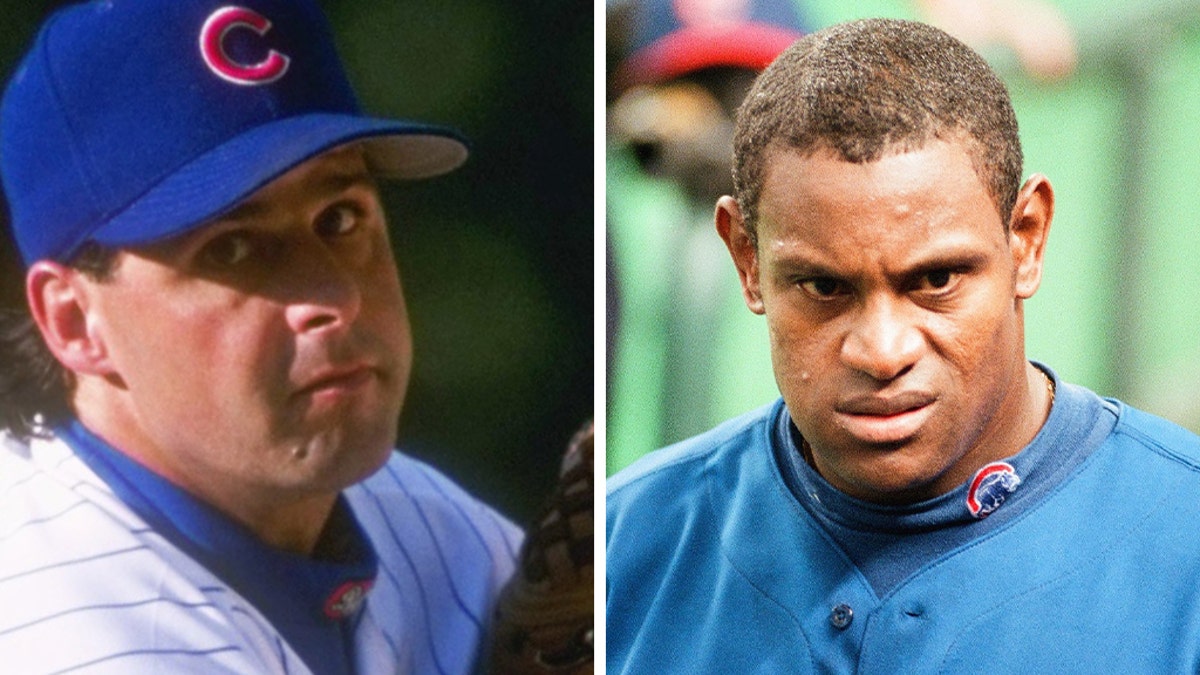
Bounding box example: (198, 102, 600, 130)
(905, 251, 990, 275)
(768, 246, 992, 280)
(769, 254, 839, 279)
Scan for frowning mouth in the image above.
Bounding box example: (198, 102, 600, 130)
(834, 392, 937, 444)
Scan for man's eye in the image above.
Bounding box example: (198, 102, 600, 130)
(799, 278, 849, 299)
(315, 204, 360, 238)
(917, 270, 957, 291)
(202, 232, 254, 267)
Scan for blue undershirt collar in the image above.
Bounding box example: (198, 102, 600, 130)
(60, 420, 377, 675)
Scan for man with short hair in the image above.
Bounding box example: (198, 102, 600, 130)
(0, 1, 520, 672)
(606, 18, 1200, 672)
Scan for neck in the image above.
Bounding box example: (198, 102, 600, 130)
(229, 493, 339, 554)
(72, 384, 336, 555)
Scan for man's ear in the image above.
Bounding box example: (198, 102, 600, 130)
(25, 261, 114, 376)
(1009, 174, 1054, 299)
(715, 196, 765, 315)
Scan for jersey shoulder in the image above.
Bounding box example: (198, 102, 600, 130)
(0, 432, 291, 674)
(347, 451, 522, 674)
(1109, 400, 1200, 471)
(606, 400, 783, 572)
(349, 450, 522, 569)
(607, 400, 780, 505)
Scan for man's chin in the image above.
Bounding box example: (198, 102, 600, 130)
(284, 424, 397, 488)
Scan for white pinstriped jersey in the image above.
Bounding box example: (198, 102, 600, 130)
(0, 429, 522, 674)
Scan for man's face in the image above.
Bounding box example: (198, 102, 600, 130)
(81, 146, 409, 505)
(720, 139, 1047, 503)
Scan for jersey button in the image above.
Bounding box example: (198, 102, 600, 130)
(829, 603, 854, 630)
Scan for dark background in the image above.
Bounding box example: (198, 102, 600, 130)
(0, 0, 594, 525)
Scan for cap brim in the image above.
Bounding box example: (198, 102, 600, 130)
(86, 113, 468, 250)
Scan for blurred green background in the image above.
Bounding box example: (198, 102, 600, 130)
(607, 0, 1200, 473)
(0, 0, 594, 524)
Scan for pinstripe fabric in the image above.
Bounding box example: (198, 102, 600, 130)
(347, 455, 523, 674)
(0, 431, 521, 674)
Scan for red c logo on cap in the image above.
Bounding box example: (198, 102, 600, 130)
(200, 6, 291, 85)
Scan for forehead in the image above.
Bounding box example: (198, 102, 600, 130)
(755, 140, 1006, 262)
(759, 139, 998, 222)
(766, 136, 981, 197)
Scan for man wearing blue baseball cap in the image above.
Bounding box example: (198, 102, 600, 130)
(0, 1, 520, 673)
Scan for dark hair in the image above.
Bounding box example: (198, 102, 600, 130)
(732, 18, 1023, 243)
(0, 243, 119, 440)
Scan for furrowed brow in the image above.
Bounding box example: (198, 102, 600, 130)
(903, 251, 990, 277)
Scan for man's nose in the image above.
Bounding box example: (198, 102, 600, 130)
(282, 241, 363, 335)
(839, 296, 924, 381)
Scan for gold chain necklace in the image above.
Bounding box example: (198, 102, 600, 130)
(1039, 368, 1056, 407)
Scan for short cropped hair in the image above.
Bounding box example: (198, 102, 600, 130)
(732, 18, 1023, 243)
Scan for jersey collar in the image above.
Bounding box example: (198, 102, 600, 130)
(59, 420, 378, 672)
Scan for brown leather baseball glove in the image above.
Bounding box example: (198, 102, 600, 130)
(489, 421, 594, 674)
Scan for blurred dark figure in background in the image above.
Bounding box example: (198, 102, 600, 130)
(607, 0, 810, 472)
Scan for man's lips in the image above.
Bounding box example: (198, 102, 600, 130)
(295, 365, 377, 398)
(834, 391, 938, 443)
(836, 391, 937, 416)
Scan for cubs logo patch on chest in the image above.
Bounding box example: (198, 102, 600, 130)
(966, 461, 1021, 518)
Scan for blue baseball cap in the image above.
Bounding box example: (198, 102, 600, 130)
(1, 0, 469, 266)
